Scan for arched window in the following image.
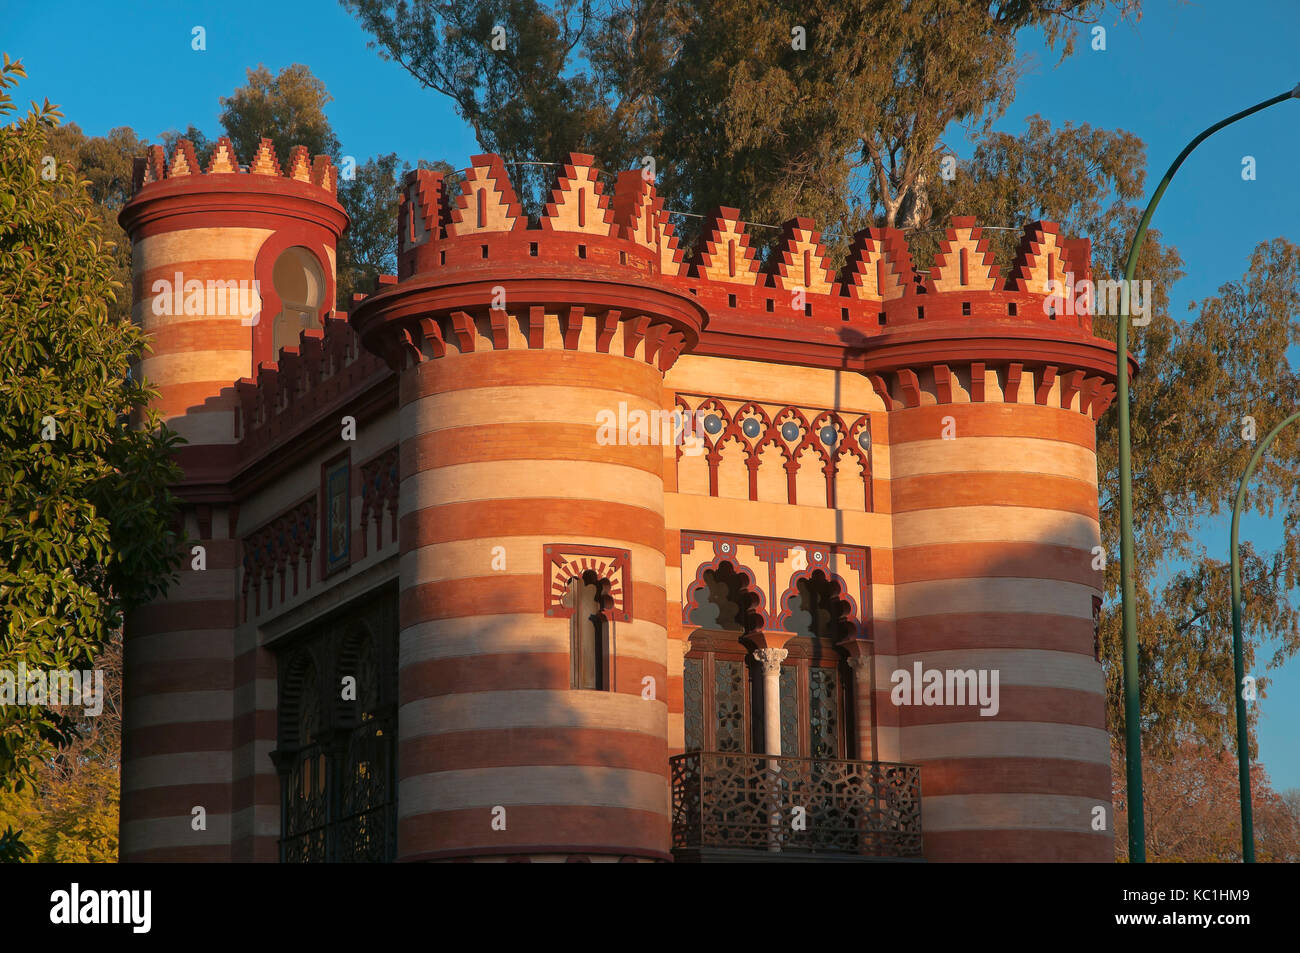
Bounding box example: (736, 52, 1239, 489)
(274, 586, 397, 862)
(567, 570, 612, 690)
(271, 245, 326, 355)
(683, 560, 764, 753)
(779, 571, 855, 760)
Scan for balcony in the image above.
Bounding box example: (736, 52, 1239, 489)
(670, 752, 923, 862)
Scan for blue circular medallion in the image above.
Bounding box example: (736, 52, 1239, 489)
(704, 413, 723, 435)
(820, 426, 838, 446)
(858, 431, 871, 451)
(781, 421, 800, 442)
(742, 418, 761, 438)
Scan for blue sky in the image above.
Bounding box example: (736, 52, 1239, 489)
(6, 0, 1298, 790)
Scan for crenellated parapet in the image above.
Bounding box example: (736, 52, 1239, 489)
(131, 135, 340, 194)
(360, 151, 1131, 418)
(383, 152, 1095, 316)
(119, 136, 349, 417)
(231, 315, 389, 457)
(122, 136, 347, 245)
(358, 153, 710, 376)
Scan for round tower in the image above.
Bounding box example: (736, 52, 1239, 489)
(119, 136, 347, 430)
(116, 138, 346, 861)
(351, 155, 705, 861)
(854, 217, 1131, 861)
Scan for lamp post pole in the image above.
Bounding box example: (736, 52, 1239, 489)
(1114, 83, 1299, 863)
(1229, 409, 1300, 863)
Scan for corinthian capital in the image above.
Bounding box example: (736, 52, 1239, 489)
(752, 647, 788, 675)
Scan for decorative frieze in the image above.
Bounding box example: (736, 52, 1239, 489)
(241, 497, 318, 620)
(673, 393, 873, 511)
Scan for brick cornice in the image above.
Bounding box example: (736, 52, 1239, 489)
(350, 274, 707, 374)
(119, 173, 348, 240)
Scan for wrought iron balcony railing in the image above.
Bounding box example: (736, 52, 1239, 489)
(670, 752, 923, 859)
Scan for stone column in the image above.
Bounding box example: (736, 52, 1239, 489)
(752, 647, 789, 756)
(752, 646, 788, 852)
(841, 642, 875, 762)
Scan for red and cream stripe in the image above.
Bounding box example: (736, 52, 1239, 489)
(396, 342, 671, 861)
(120, 508, 238, 861)
(130, 229, 267, 428)
(883, 401, 1111, 862)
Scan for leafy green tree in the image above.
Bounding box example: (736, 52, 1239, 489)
(677, 0, 1140, 238)
(1104, 240, 1300, 758)
(926, 116, 1148, 268)
(338, 153, 401, 307)
(0, 630, 121, 863)
(343, 0, 1139, 243)
(0, 58, 183, 856)
(43, 122, 146, 325)
(0, 653, 120, 862)
(218, 64, 341, 170)
(343, 0, 637, 216)
(337, 154, 456, 306)
(930, 118, 1300, 760)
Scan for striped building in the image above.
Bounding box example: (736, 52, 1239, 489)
(118, 141, 1130, 863)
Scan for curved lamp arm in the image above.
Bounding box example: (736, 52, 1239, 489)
(1113, 83, 1299, 863)
(1229, 408, 1300, 862)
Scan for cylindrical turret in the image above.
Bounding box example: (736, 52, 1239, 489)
(352, 155, 706, 860)
(119, 136, 346, 431)
(859, 219, 1127, 861)
(116, 138, 346, 861)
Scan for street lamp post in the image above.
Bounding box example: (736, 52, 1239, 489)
(1229, 409, 1300, 863)
(1115, 83, 1299, 863)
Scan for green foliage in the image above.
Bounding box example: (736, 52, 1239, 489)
(0, 57, 183, 823)
(929, 117, 1300, 759)
(343, 0, 1137, 243)
(34, 758, 119, 862)
(337, 154, 455, 306)
(0, 748, 119, 863)
(0, 559, 126, 864)
(1097, 238, 1300, 758)
(925, 116, 1148, 269)
(42, 122, 146, 325)
(344, 0, 632, 217)
(218, 64, 341, 170)
(0, 822, 33, 862)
